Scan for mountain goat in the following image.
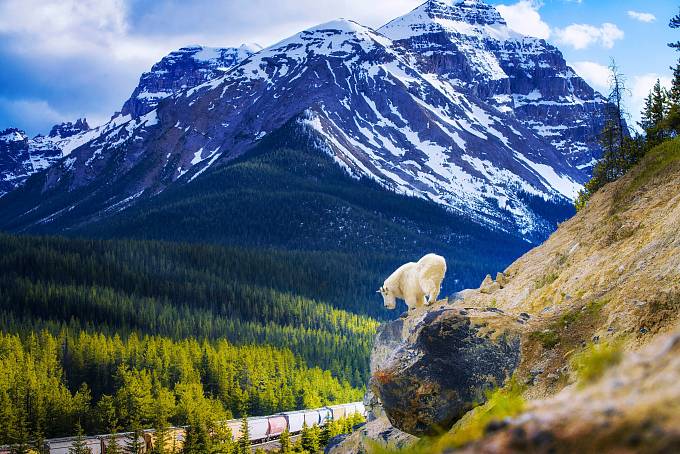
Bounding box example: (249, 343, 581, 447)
(378, 253, 447, 312)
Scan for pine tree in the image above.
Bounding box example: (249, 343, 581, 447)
(575, 60, 634, 209)
(279, 427, 292, 454)
(670, 8, 680, 50)
(300, 422, 320, 453)
(68, 422, 93, 454)
(210, 422, 234, 454)
(237, 414, 250, 454)
(105, 433, 123, 454)
(665, 61, 680, 135)
(125, 421, 144, 454)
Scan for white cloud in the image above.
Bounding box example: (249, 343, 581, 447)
(629, 74, 672, 129)
(496, 1, 551, 39)
(0, 98, 71, 133)
(571, 61, 610, 90)
(555, 23, 624, 50)
(627, 11, 656, 23)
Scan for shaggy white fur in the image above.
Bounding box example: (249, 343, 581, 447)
(379, 254, 446, 312)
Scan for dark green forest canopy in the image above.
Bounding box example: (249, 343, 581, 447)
(0, 233, 381, 385)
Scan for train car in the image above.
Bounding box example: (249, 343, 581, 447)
(225, 419, 242, 441)
(267, 415, 287, 438)
(329, 404, 347, 420)
(247, 417, 269, 442)
(303, 409, 321, 426)
(355, 401, 367, 416)
(143, 427, 185, 453)
(101, 432, 145, 453)
(48, 436, 103, 454)
(318, 407, 333, 425)
(283, 410, 306, 433)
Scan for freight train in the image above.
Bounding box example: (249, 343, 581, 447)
(0, 402, 366, 454)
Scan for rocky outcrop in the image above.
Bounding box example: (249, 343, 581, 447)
(348, 138, 680, 452)
(325, 416, 417, 454)
(380, 0, 607, 173)
(370, 306, 521, 436)
(119, 44, 260, 119)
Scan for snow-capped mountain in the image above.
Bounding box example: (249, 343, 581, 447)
(0, 0, 608, 242)
(0, 120, 91, 195)
(119, 44, 262, 118)
(0, 45, 260, 196)
(380, 0, 606, 172)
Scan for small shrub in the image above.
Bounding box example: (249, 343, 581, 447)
(570, 341, 623, 385)
(529, 329, 560, 349)
(535, 271, 559, 289)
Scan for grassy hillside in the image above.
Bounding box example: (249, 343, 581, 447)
(354, 139, 680, 453)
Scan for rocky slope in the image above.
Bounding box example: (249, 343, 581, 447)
(0, 0, 605, 243)
(339, 138, 680, 452)
(0, 120, 91, 195)
(119, 43, 260, 118)
(0, 44, 257, 197)
(380, 0, 607, 172)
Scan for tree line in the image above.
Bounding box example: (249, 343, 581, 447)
(575, 9, 680, 209)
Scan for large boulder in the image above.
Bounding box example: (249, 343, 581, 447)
(370, 305, 522, 436)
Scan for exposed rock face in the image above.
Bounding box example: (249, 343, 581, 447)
(325, 417, 417, 454)
(370, 306, 521, 436)
(48, 119, 90, 138)
(0, 121, 95, 196)
(119, 44, 260, 118)
(460, 329, 680, 454)
(0, 128, 33, 195)
(380, 0, 607, 172)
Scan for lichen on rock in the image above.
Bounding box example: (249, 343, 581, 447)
(370, 305, 522, 436)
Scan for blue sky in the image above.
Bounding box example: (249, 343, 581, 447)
(0, 0, 675, 135)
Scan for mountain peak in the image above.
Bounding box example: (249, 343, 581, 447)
(381, 0, 513, 41)
(48, 118, 90, 138)
(0, 128, 28, 143)
(426, 0, 505, 25)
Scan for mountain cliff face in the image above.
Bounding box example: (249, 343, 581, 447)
(0, 120, 90, 195)
(344, 138, 680, 453)
(119, 43, 260, 118)
(380, 0, 606, 172)
(0, 0, 606, 244)
(0, 44, 257, 197)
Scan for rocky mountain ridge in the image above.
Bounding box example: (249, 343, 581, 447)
(0, 120, 91, 195)
(0, 0, 605, 242)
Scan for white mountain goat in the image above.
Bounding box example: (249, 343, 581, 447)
(378, 254, 447, 312)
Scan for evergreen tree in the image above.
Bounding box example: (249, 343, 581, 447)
(665, 61, 680, 135)
(68, 423, 93, 454)
(670, 8, 680, 50)
(210, 422, 234, 454)
(125, 421, 144, 454)
(300, 422, 320, 453)
(237, 411, 250, 454)
(575, 60, 639, 210)
(641, 80, 670, 146)
(279, 427, 292, 454)
(105, 434, 123, 454)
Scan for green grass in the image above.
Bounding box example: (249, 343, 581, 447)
(614, 137, 680, 209)
(366, 378, 526, 453)
(535, 271, 559, 289)
(570, 341, 623, 386)
(529, 329, 561, 349)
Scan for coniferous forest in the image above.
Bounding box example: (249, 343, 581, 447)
(0, 234, 382, 444)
